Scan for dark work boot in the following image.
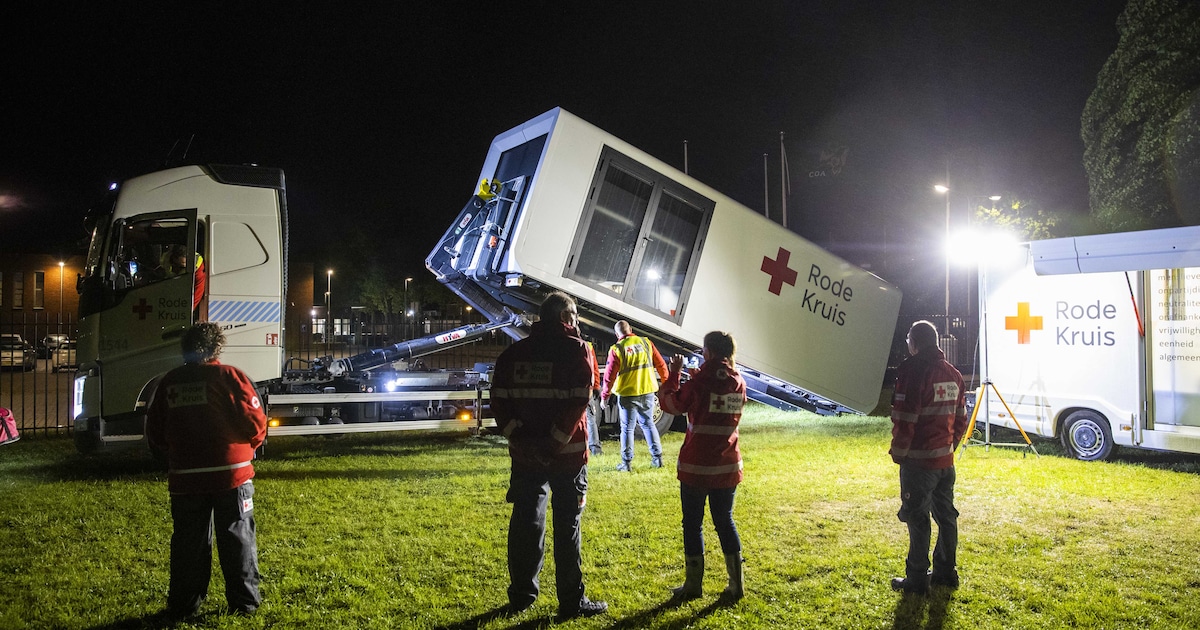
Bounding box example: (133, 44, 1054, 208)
(890, 576, 930, 595)
(558, 597, 608, 619)
(929, 570, 960, 589)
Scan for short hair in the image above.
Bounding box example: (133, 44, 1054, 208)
(615, 320, 632, 336)
(539, 291, 576, 322)
(703, 330, 736, 361)
(181, 323, 226, 364)
(908, 320, 939, 352)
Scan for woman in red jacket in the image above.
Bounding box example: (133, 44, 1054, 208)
(657, 331, 746, 601)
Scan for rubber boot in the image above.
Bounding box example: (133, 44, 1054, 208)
(671, 555, 704, 600)
(721, 553, 744, 601)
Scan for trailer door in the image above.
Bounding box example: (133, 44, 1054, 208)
(1147, 267, 1200, 427)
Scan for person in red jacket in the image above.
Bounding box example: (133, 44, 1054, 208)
(491, 292, 608, 619)
(658, 331, 747, 601)
(146, 323, 267, 617)
(583, 338, 603, 456)
(889, 320, 968, 595)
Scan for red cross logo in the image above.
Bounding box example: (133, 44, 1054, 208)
(712, 395, 725, 410)
(132, 298, 153, 320)
(166, 387, 178, 404)
(936, 385, 946, 399)
(1005, 302, 1043, 344)
(760, 247, 798, 295)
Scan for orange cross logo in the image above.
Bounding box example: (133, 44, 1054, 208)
(1005, 302, 1043, 344)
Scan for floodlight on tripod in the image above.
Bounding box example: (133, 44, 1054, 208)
(947, 228, 1039, 457)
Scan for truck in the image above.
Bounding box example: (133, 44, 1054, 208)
(71, 107, 902, 453)
(977, 225, 1200, 460)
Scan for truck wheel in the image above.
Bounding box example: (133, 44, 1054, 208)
(1061, 410, 1113, 461)
(652, 408, 676, 435)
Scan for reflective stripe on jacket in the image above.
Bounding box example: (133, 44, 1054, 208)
(658, 357, 746, 488)
(491, 320, 592, 472)
(889, 348, 968, 469)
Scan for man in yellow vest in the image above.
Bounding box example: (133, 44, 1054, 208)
(601, 321, 669, 471)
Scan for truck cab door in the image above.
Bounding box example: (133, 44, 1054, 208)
(97, 209, 201, 422)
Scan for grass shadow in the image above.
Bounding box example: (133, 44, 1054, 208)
(890, 588, 953, 630)
(601, 596, 727, 630)
(430, 604, 515, 630)
(80, 609, 218, 630)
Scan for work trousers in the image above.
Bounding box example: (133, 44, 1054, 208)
(585, 392, 602, 454)
(168, 481, 262, 615)
(617, 393, 662, 463)
(897, 464, 959, 584)
(506, 466, 589, 609)
(680, 482, 741, 557)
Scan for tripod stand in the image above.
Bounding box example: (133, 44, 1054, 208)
(958, 242, 1038, 458)
(960, 379, 1038, 457)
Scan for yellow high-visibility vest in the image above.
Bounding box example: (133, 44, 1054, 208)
(611, 336, 657, 396)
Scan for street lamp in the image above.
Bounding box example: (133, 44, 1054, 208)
(57, 261, 65, 326)
(326, 269, 333, 351)
(935, 184, 950, 335)
(404, 277, 413, 339)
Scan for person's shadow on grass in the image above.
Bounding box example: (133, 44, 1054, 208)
(82, 609, 216, 630)
(432, 594, 734, 630)
(891, 588, 953, 630)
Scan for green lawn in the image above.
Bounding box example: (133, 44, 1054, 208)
(2, 406, 1199, 629)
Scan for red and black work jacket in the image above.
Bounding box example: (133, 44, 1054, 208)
(491, 320, 593, 472)
(146, 361, 267, 494)
(889, 348, 968, 470)
(659, 357, 746, 488)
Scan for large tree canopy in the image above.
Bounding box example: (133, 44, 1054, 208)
(1081, 0, 1200, 232)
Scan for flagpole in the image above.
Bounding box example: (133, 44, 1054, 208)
(763, 153, 770, 219)
(780, 132, 789, 229)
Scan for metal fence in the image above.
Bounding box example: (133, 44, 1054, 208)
(1, 313, 79, 438)
(0, 313, 514, 439)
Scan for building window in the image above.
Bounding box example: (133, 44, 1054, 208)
(12, 272, 23, 309)
(33, 271, 45, 309)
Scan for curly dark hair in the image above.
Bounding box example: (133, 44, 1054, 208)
(181, 322, 226, 364)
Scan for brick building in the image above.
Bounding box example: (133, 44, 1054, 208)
(0, 252, 86, 342)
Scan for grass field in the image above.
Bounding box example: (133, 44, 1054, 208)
(2, 406, 1200, 629)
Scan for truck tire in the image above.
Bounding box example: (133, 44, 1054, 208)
(1061, 410, 1113, 461)
(651, 406, 676, 435)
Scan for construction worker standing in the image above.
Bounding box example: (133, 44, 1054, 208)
(601, 320, 669, 471)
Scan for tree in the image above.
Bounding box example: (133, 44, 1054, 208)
(972, 197, 1064, 241)
(1081, 0, 1200, 232)
(358, 265, 405, 322)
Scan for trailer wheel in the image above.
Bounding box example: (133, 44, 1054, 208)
(1061, 410, 1113, 461)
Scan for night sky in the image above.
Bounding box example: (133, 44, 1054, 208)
(2, 2, 1129, 315)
